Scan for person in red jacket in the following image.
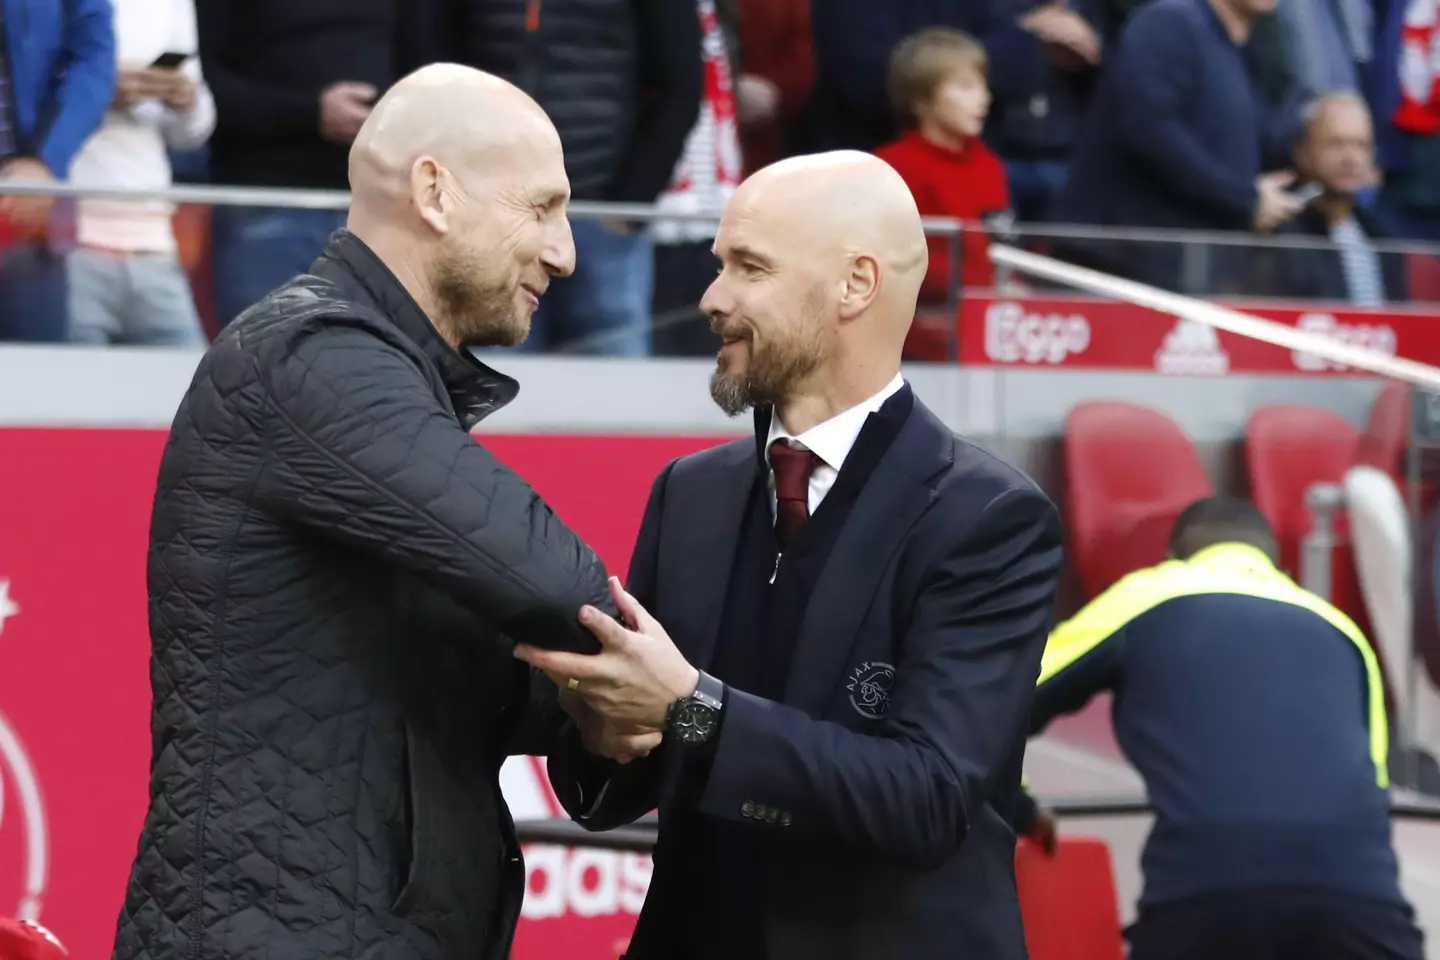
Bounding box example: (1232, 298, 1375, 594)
(875, 28, 1010, 304)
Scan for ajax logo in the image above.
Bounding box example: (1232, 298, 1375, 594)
(0, 578, 49, 922)
(846, 661, 897, 720)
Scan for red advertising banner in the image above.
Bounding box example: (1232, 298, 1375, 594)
(0, 427, 730, 960)
(959, 296, 1440, 374)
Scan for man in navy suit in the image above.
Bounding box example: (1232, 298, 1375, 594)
(515, 150, 1064, 959)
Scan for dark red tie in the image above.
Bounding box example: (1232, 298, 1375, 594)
(770, 439, 821, 549)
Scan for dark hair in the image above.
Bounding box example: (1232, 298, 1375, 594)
(1168, 497, 1279, 563)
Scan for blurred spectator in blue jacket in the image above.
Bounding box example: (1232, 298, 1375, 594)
(1276, 0, 1373, 96)
(809, 0, 1101, 161)
(1057, 0, 1304, 291)
(1367, 0, 1440, 243)
(0, 0, 116, 343)
(987, 0, 1114, 222)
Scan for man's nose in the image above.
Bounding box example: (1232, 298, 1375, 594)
(699, 275, 729, 320)
(543, 218, 577, 278)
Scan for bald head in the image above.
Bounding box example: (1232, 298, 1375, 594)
(735, 151, 927, 330)
(702, 151, 928, 423)
(343, 64, 575, 351)
(349, 63, 562, 212)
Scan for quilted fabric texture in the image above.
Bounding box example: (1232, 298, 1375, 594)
(110, 231, 612, 960)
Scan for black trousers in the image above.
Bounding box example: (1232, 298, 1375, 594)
(1128, 891, 1425, 960)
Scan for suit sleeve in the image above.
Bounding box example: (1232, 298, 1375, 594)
(251, 323, 612, 654)
(547, 460, 680, 830)
(695, 486, 1063, 869)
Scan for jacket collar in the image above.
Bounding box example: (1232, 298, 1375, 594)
(321, 229, 520, 430)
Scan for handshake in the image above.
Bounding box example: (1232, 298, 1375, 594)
(515, 577, 701, 763)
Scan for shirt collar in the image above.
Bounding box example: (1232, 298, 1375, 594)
(765, 373, 906, 473)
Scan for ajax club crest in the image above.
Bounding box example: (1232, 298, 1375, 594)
(846, 661, 896, 720)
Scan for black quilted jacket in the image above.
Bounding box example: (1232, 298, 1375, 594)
(111, 230, 612, 960)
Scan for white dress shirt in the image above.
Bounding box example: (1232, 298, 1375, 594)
(68, 0, 215, 254)
(765, 372, 907, 518)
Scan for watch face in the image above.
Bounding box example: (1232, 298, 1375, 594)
(672, 700, 718, 745)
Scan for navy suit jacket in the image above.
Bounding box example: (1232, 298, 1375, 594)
(549, 397, 1064, 959)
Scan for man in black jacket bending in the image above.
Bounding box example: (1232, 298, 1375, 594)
(110, 65, 628, 960)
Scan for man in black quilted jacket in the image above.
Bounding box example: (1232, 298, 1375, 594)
(110, 65, 640, 960)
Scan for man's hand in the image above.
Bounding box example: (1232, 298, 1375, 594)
(0, 157, 55, 239)
(559, 689, 662, 763)
(115, 68, 195, 110)
(1253, 170, 1304, 233)
(1021, 3, 1102, 67)
(736, 74, 781, 125)
(1026, 808, 1060, 857)
(320, 82, 377, 144)
(515, 577, 700, 729)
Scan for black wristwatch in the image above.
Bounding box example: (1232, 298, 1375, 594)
(664, 670, 725, 747)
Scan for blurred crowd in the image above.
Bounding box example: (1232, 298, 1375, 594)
(0, 0, 1434, 353)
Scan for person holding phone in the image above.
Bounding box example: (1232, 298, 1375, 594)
(65, 0, 215, 347)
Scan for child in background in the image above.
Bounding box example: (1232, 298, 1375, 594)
(875, 28, 1010, 304)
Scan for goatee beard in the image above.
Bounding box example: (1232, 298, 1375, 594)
(709, 367, 756, 417)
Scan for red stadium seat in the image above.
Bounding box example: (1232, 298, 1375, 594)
(1244, 405, 1361, 577)
(1408, 252, 1440, 303)
(1016, 837, 1125, 960)
(1064, 401, 1214, 599)
(1358, 382, 1411, 482)
(1244, 405, 1375, 651)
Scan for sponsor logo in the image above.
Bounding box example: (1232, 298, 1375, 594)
(0, 579, 49, 922)
(1291, 313, 1398, 373)
(521, 847, 652, 920)
(1154, 318, 1230, 376)
(983, 301, 1090, 364)
(504, 756, 653, 920)
(846, 661, 896, 721)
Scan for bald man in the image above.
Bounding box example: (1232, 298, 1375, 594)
(111, 65, 618, 960)
(521, 152, 1065, 959)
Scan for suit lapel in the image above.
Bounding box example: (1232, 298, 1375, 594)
(663, 441, 757, 671)
(781, 401, 954, 715)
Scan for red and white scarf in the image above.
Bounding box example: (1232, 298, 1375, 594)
(1396, 0, 1440, 134)
(651, 0, 742, 245)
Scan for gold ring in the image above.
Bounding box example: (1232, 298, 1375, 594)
(566, 677, 581, 692)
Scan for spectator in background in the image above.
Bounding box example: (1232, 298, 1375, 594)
(455, 0, 702, 357)
(736, 0, 815, 174)
(198, 0, 445, 327)
(989, 0, 1110, 222)
(0, 0, 115, 343)
(1021, 499, 1423, 960)
(67, 0, 213, 347)
(809, 1, 1103, 153)
(1253, 93, 1409, 304)
(652, 0, 743, 358)
(1367, 0, 1440, 243)
(1276, 0, 1373, 96)
(875, 29, 1009, 300)
(1058, 0, 1304, 291)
